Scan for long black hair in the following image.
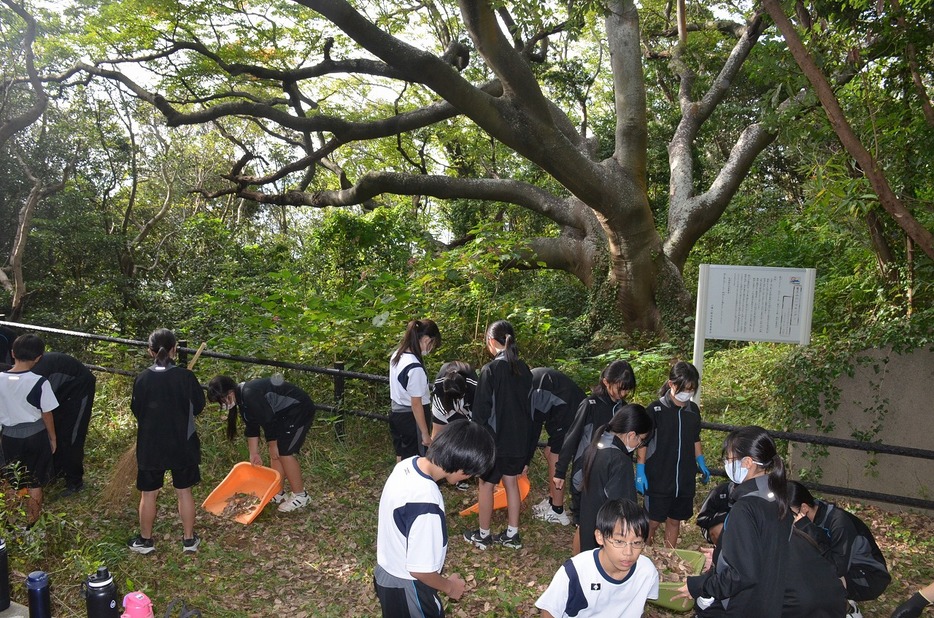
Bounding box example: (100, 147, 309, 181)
(581, 404, 652, 492)
(391, 319, 441, 367)
(591, 360, 636, 398)
(486, 320, 522, 375)
(439, 361, 471, 409)
(148, 329, 177, 368)
(207, 375, 240, 440)
(722, 425, 789, 518)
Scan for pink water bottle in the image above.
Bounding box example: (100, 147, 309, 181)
(120, 592, 154, 618)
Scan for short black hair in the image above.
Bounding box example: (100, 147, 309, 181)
(425, 420, 495, 478)
(595, 498, 649, 541)
(11, 334, 44, 362)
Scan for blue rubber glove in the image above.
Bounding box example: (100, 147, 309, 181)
(696, 455, 710, 484)
(635, 463, 648, 495)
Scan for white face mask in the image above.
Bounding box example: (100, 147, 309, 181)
(724, 459, 749, 484)
(673, 390, 694, 403)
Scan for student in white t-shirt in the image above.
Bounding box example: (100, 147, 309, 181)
(388, 319, 441, 461)
(536, 498, 659, 618)
(375, 419, 495, 618)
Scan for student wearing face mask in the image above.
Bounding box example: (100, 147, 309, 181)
(637, 361, 710, 548)
(674, 425, 792, 617)
(207, 375, 316, 513)
(577, 405, 654, 552)
(552, 360, 636, 552)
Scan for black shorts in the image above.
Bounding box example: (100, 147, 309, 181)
(846, 566, 891, 601)
(273, 413, 312, 456)
(137, 465, 201, 491)
(481, 456, 526, 484)
(389, 410, 426, 459)
(1, 431, 53, 489)
(645, 493, 694, 522)
(374, 565, 444, 618)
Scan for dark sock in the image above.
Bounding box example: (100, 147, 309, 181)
(552, 505, 564, 514)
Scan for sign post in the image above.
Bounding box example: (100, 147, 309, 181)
(693, 265, 816, 404)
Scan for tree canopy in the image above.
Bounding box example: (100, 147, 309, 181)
(0, 0, 931, 350)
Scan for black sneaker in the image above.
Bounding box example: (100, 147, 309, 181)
(60, 483, 84, 498)
(128, 535, 155, 554)
(493, 530, 523, 549)
(182, 534, 201, 553)
(463, 529, 493, 550)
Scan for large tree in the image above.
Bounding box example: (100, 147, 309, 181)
(58, 0, 929, 334)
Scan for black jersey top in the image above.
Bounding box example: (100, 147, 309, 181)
(644, 392, 702, 498)
(530, 367, 586, 440)
(554, 393, 621, 491)
(578, 432, 638, 552)
(131, 361, 205, 470)
(472, 352, 534, 460)
(33, 352, 96, 402)
(782, 517, 847, 617)
(235, 378, 315, 442)
(687, 475, 792, 617)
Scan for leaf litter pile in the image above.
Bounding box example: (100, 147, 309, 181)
(218, 492, 261, 518)
(643, 546, 702, 582)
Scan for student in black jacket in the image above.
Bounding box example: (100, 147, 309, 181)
(529, 367, 586, 526)
(576, 404, 653, 552)
(552, 361, 635, 540)
(32, 352, 96, 495)
(783, 511, 848, 617)
(788, 481, 891, 616)
(208, 375, 316, 513)
(128, 329, 205, 554)
(637, 361, 710, 548)
(677, 425, 792, 617)
(463, 320, 533, 551)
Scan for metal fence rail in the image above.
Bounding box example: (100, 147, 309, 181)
(4, 321, 932, 510)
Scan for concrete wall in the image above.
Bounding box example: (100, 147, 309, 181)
(789, 346, 934, 514)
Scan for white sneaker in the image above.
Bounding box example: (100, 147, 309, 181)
(271, 490, 288, 504)
(277, 491, 310, 512)
(532, 498, 551, 516)
(846, 600, 863, 618)
(535, 507, 571, 525)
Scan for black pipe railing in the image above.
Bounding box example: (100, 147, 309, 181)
(4, 321, 932, 510)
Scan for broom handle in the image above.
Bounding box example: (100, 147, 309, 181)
(188, 342, 207, 370)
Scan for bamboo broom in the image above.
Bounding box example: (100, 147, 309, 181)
(100, 342, 207, 508)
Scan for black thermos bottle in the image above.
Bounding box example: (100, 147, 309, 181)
(26, 570, 52, 618)
(84, 566, 120, 617)
(0, 538, 9, 611)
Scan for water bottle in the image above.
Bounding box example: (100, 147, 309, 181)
(0, 538, 9, 611)
(26, 570, 52, 618)
(121, 591, 154, 618)
(84, 566, 120, 617)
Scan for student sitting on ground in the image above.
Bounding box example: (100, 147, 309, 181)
(375, 419, 495, 618)
(535, 498, 659, 618)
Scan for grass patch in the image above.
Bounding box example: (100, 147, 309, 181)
(1, 385, 931, 616)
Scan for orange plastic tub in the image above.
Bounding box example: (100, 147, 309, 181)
(202, 462, 283, 525)
(459, 475, 530, 516)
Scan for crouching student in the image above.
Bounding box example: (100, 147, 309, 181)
(536, 498, 659, 618)
(375, 420, 495, 618)
(788, 481, 891, 617)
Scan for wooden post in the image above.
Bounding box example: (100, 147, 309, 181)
(334, 361, 345, 441)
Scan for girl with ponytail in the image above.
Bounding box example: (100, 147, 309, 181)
(463, 320, 534, 550)
(577, 404, 653, 552)
(128, 328, 205, 554)
(676, 425, 792, 617)
(389, 319, 441, 461)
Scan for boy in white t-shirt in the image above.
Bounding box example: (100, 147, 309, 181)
(0, 334, 59, 524)
(375, 420, 495, 617)
(536, 499, 659, 618)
